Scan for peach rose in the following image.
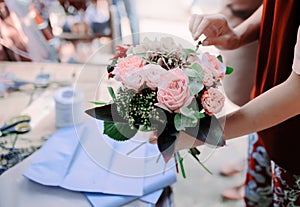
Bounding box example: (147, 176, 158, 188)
(201, 53, 226, 79)
(143, 64, 167, 90)
(201, 87, 225, 115)
(156, 68, 194, 113)
(113, 55, 145, 82)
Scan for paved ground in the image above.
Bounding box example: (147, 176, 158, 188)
(133, 1, 247, 206)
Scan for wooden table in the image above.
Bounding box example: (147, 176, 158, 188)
(0, 61, 171, 207)
(0, 61, 107, 149)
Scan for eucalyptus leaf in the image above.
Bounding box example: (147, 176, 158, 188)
(184, 69, 199, 78)
(180, 106, 194, 117)
(183, 48, 197, 55)
(103, 121, 137, 141)
(174, 113, 198, 131)
(194, 111, 206, 119)
(188, 81, 204, 96)
(190, 63, 203, 74)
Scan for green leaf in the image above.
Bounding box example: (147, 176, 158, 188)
(90, 101, 109, 105)
(174, 113, 198, 131)
(180, 106, 194, 117)
(190, 63, 203, 74)
(103, 121, 137, 141)
(107, 87, 116, 100)
(188, 81, 204, 96)
(217, 55, 223, 63)
(112, 59, 118, 65)
(177, 152, 186, 178)
(183, 48, 197, 55)
(184, 69, 199, 78)
(194, 111, 206, 119)
(226, 66, 234, 74)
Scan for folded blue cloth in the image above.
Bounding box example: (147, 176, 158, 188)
(24, 119, 176, 206)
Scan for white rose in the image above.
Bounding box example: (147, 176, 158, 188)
(123, 70, 145, 92)
(143, 64, 167, 90)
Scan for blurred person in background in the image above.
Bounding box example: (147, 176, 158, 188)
(0, 0, 29, 61)
(113, 0, 140, 45)
(3, 0, 60, 62)
(84, 0, 111, 36)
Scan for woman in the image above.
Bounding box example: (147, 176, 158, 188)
(179, 1, 300, 206)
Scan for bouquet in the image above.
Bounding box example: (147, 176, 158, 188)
(86, 36, 233, 177)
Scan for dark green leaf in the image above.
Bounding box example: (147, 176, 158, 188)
(157, 126, 177, 163)
(103, 121, 137, 141)
(85, 104, 128, 123)
(226, 66, 234, 75)
(217, 55, 223, 63)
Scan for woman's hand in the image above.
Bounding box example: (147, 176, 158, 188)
(189, 13, 241, 50)
(148, 130, 204, 152)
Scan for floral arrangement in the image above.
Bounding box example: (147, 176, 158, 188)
(86, 37, 233, 177)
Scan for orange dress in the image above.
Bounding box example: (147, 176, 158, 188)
(252, 0, 300, 174)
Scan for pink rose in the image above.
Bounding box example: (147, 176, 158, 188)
(113, 55, 145, 82)
(202, 69, 215, 87)
(201, 87, 225, 115)
(143, 64, 167, 90)
(201, 53, 226, 79)
(123, 70, 145, 92)
(156, 68, 194, 113)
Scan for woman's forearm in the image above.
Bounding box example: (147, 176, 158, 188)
(234, 5, 263, 47)
(222, 71, 300, 139)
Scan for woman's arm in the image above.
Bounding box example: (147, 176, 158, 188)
(224, 25, 300, 138)
(176, 26, 300, 150)
(223, 70, 300, 139)
(189, 5, 263, 50)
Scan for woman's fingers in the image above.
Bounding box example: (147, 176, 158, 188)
(175, 131, 204, 152)
(148, 130, 158, 144)
(189, 14, 229, 40)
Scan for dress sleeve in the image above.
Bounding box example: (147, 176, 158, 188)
(292, 26, 300, 75)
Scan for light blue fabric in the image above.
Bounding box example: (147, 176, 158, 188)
(24, 119, 176, 207)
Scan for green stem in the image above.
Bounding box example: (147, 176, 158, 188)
(188, 149, 212, 175)
(176, 152, 186, 179)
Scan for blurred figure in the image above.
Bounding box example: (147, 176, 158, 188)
(3, 0, 60, 62)
(113, 0, 140, 45)
(84, 0, 111, 36)
(0, 0, 29, 61)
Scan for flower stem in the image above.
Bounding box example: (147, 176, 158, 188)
(188, 149, 212, 175)
(176, 152, 186, 179)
